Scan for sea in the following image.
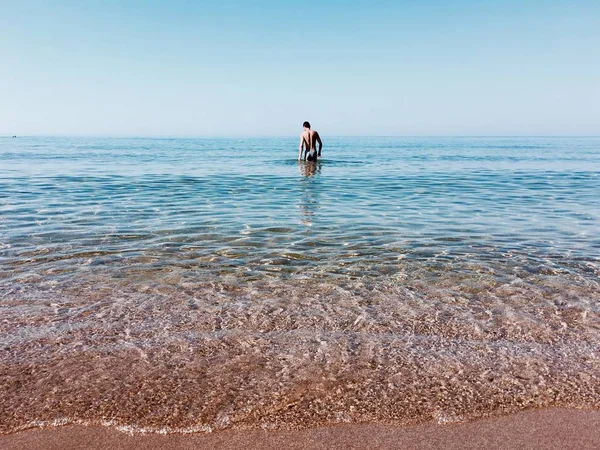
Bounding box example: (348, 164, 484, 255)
(1, 136, 599, 433)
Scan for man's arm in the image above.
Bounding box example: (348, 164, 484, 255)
(316, 133, 323, 156)
(298, 135, 305, 160)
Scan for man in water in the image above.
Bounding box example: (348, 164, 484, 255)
(298, 121, 323, 161)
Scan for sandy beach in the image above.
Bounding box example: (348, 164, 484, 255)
(2, 408, 600, 450)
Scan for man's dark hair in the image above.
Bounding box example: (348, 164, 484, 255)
(303, 121, 311, 129)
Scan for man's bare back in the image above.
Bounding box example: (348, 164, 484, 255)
(298, 121, 323, 161)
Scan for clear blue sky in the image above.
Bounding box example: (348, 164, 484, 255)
(1, 0, 599, 136)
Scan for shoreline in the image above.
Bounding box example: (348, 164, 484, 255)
(2, 408, 600, 450)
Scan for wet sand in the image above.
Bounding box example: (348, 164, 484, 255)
(2, 408, 600, 450)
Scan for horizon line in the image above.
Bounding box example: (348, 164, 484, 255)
(2, 134, 600, 139)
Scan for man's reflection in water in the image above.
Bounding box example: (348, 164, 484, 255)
(298, 161, 321, 227)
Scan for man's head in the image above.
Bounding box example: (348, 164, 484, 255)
(303, 121, 311, 130)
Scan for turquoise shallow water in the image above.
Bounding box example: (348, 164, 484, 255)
(2, 136, 599, 281)
(1, 136, 599, 433)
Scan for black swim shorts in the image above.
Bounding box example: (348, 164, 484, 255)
(306, 149, 318, 161)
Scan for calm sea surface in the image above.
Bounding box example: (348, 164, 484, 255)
(1, 136, 599, 433)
